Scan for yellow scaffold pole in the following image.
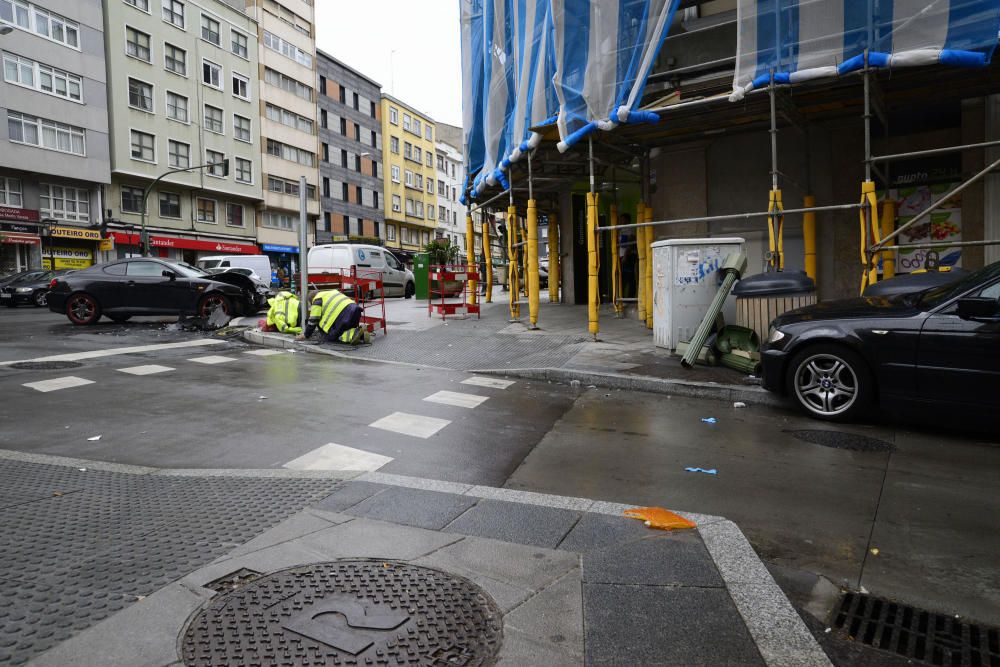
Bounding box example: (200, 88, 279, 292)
(636, 202, 647, 323)
(587, 137, 599, 338)
(548, 213, 559, 303)
(644, 204, 654, 329)
(610, 204, 622, 317)
(482, 212, 493, 302)
(526, 198, 540, 328)
(803, 194, 817, 282)
(508, 201, 520, 320)
(466, 213, 477, 307)
(880, 198, 895, 280)
(767, 189, 785, 271)
(858, 180, 880, 294)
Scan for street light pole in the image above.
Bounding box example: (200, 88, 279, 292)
(139, 159, 228, 256)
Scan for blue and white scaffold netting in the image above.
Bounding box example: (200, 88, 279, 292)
(461, 0, 679, 200)
(731, 0, 1000, 101)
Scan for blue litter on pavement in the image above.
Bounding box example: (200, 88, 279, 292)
(685, 467, 718, 475)
(701, 417, 717, 424)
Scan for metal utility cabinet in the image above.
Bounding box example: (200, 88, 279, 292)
(652, 237, 746, 350)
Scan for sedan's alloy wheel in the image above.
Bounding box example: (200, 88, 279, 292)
(793, 353, 859, 417)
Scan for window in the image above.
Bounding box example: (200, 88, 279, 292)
(159, 191, 181, 218)
(404, 142, 412, 160)
(206, 150, 225, 177)
(1, 1, 78, 48)
(352, 92, 358, 110)
(124, 0, 149, 10)
(340, 148, 347, 168)
(338, 85, 345, 103)
(162, 0, 183, 27)
(163, 43, 186, 76)
(231, 30, 248, 58)
(38, 184, 88, 222)
(262, 30, 312, 67)
(389, 107, 398, 125)
(234, 157, 252, 183)
(439, 205, 447, 222)
(416, 201, 424, 217)
(120, 185, 143, 213)
(0, 177, 22, 207)
(321, 143, 328, 162)
(7, 111, 85, 155)
(391, 165, 400, 183)
(371, 130, 377, 147)
(353, 123, 360, 142)
(371, 161, 379, 178)
(413, 146, 421, 163)
(320, 109, 327, 129)
(404, 198, 413, 216)
(129, 129, 154, 162)
(339, 117, 346, 135)
(427, 178, 434, 194)
(413, 118, 421, 135)
(265, 139, 313, 166)
(167, 139, 189, 168)
(451, 163, 455, 178)
(200, 14, 220, 45)
(196, 198, 216, 223)
(233, 114, 251, 143)
(226, 203, 243, 227)
(203, 105, 223, 134)
(128, 78, 153, 112)
(232, 73, 249, 100)
(356, 185, 362, 204)
(318, 75, 326, 95)
(425, 152, 433, 167)
(267, 176, 314, 198)
(202, 59, 221, 89)
(354, 154, 361, 172)
(414, 173, 423, 189)
(165, 91, 188, 122)
(402, 114, 411, 131)
(263, 211, 295, 230)
(370, 101, 377, 118)
(437, 154, 444, 171)
(425, 125, 432, 141)
(387, 224, 396, 241)
(438, 180, 446, 196)
(3, 53, 83, 101)
(126, 26, 151, 62)
(265, 103, 313, 133)
(390, 136, 399, 154)
(373, 191, 379, 209)
(322, 177, 330, 197)
(264, 68, 311, 101)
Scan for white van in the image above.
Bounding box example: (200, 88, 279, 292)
(196, 255, 272, 284)
(307, 244, 414, 298)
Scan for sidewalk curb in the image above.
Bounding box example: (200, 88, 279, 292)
(241, 329, 451, 371)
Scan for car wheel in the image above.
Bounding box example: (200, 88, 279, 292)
(787, 344, 874, 422)
(404, 281, 415, 299)
(66, 293, 101, 326)
(108, 315, 132, 323)
(198, 293, 231, 317)
(33, 290, 47, 307)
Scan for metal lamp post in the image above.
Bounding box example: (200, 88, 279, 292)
(139, 159, 228, 256)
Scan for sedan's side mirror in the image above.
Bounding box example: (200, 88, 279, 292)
(957, 297, 1000, 322)
(162, 270, 177, 280)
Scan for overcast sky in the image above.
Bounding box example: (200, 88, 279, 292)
(315, 2, 463, 129)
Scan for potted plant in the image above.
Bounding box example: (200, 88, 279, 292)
(424, 239, 464, 297)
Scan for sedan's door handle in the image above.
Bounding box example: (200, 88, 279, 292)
(871, 329, 889, 335)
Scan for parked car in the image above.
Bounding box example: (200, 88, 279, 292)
(46, 259, 259, 325)
(762, 260, 1000, 422)
(195, 255, 273, 285)
(0, 269, 48, 289)
(308, 244, 415, 298)
(1, 269, 73, 307)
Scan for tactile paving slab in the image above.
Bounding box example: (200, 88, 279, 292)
(181, 560, 503, 666)
(0, 460, 341, 666)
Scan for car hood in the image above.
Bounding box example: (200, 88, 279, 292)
(203, 272, 255, 292)
(773, 295, 922, 327)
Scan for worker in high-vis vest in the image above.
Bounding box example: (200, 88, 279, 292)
(299, 289, 370, 345)
(265, 291, 302, 334)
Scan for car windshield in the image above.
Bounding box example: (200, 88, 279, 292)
(917, 261, 1000, 308)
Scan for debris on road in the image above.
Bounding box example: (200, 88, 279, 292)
(870, 548, 880, 556)
(624, 506, 696, 531)
(701, 417, 717, 424)
(685, 467, 718, 475)
(733, 401, 747, 408)
(87, 435, 101, 441)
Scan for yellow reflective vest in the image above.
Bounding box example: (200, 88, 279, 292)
(266, 291, 301, 334)
(308, 289, 354, 335)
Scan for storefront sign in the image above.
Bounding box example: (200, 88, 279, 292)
(0, 221, 39, 234)
(41, 246, 94, 270)
(52, 226, 102, 241)
(262, 244, 298, 253)
(1, 232, 40, 245)
(0, 207, 40, 222)
(111, 233, 259, 254)
(98, 237, 115, 251)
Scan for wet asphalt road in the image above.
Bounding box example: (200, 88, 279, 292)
(2, 305, 999, 631)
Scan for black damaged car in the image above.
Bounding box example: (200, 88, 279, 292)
(762, 260, 1000, 422)
(47, 258, 262, 325)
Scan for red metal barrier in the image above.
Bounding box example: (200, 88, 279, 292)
(307, 266, 387, 336)
(428, 264, 480, 321)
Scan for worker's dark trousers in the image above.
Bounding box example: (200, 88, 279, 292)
(320, 303, 362, 343)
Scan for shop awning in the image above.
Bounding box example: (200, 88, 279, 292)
(731, 0, 1000, 100)
(1, 232, 41, 246)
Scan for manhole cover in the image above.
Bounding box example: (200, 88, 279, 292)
(181, 560, 503, 666)
(10, 361, 84, 370)
(833, 592, 1000, 666)
(204, 567, 263, 594)
(786, 429, 894, 452)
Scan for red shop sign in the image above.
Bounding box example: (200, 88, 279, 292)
(0, 207, 40, 222)
(111, 233, 259, 254)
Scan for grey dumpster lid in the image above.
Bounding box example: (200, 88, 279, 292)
(733, 271, 816, 296)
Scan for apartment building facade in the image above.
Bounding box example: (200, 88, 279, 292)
(103, 0, 263, 263)
(0, 0, 111, 272)
(316, 50, 383, 244)
(380, 94, 435, 258)
(246, 0, 317, 279)
(434, 140, 466, 253)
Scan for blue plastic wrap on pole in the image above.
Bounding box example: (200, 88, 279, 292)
(620, 109, 660, 124)
(557, 121, 598, 153)
(494, 170, 510, 190)
(940, 50, 991, 68)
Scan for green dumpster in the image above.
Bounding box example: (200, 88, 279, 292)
(413, 252, 430, 300)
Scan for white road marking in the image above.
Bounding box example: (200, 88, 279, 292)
(242, 349, 286, 357)
(462, 376, 515, 390)
(369, 412, 451, 439)
(423, 390, 489, 409)
(0, 339, 224, 366)
(23, 376, 95, 392)
(283, 443, 393, 472)
(117, 365, 174, 376)
(187, 355, 238, 365)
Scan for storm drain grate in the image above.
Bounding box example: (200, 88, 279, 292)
(10, 361, 84, 370)
(833, 592, 1000, 666)
(204, 567, 263, 594)
(786, 429, 894, 453)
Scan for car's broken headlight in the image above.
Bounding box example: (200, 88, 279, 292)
(767, 327, 786, 344)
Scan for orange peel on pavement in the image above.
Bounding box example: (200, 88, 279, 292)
(624, 506, 697, 531)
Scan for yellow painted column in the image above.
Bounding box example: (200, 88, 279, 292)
(508, 204, 520, 319)
(526, 199, 540, 327)
(803, 195, 817, 283)
(636, 203, 647, 323)
(647, 213, 655, 325)
(548, 213, 559, 304)
(482, 214, 493, 302)
(768, 189, 785, 270)
(466, 213, 477, 306)
(880, 199, 896, 280)
(858, 181, 880, 294)
(610, 204, 621, 317)
(587, 192, 599, 336)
